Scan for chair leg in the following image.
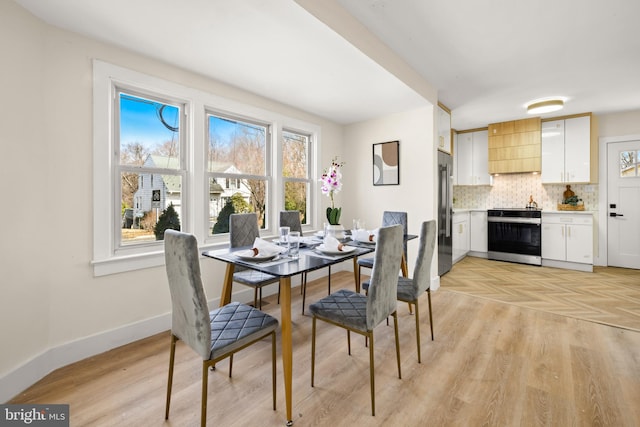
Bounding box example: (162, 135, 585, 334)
(414, 300, 422, 364)
(327, 266, 332, 294)
(165, 335, 177, 420)
(347, 330, 351, 355)
(271, 332, 277, 410)
(392, 312, 402, 379)
(201, 361, 209, 427)
(368, 331, 375, 416)
(253, 288, 259, 309)
(277, 283, 281, 304)
(228, 354, 233, 377)
(311, 317, 316, 387)
(259, 287, 263, 310)
(427, 289, 434, 340)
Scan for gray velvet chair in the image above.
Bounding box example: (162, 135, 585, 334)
(230, 213, 280, 309)
(363, 220, 436, 363)
(357, 211, 408, 289)
(309, 224, 403, 416)
(163, 229, 278, 427)
(279, 210, 331, 314)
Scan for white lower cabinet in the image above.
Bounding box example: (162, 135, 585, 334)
(542, 213, 593, 271)
(469, 211, 488, 253)
(452, 212, 470, 263)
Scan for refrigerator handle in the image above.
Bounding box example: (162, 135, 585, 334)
(445, 163, 451, 237)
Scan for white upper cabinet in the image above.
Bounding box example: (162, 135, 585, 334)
(541, 115, 591, 183)
(564, 116, 591, 182)
(437, 105, 452, 154)
(456, 130, 491, 185)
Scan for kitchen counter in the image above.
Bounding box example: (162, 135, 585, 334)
(543, 210, 596, 215)
(453, 208, 486, 213)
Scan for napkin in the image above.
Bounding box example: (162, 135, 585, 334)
(322, 235, 346, 251)
(351, 228, 378, 243)
(251, 237, 287, 257)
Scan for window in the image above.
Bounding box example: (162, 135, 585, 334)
(93, 60, 320, 276)
(207, 113, 270, 235)
(118, 90, 185, 246)
(620, 150, 640, 177)
(282, 130, 312, 225)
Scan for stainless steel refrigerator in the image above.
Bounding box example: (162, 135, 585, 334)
(438, 151, 453, 275)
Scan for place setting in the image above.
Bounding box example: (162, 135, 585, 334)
(349, 219, 379, 247)
(311, 235, 357, 259)
(233, 236, 293, 266)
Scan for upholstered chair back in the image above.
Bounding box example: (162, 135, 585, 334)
(410, 220, 437, 298)
(164, 229, 212, 360)
(279, 210, 303, 234)
(366, 224, 403, 330)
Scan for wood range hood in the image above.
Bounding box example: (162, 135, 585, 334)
(488, 117, 541, 174)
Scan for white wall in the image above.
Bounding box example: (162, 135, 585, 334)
(0, 1, 344, 402)
(598, 110, 640, 137)
(340, 106, 437, 264)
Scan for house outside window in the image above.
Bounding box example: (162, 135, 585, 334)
(207, 113, 269, 235)
(118, 91, 184, 246)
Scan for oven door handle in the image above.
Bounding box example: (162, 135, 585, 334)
(488, 217, 541, 225)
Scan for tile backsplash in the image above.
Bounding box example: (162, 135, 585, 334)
(453, 173, 598, 210)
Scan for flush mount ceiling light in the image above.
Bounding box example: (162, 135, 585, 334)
(526, 99, 564, 115)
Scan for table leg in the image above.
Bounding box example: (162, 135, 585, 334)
(280, 276, 293, 425)
(352, 257, 360, 293)
(220, 263, 235, 307)
(401, 253, 408, 277)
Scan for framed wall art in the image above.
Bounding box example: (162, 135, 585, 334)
(372, 140, 399, 185)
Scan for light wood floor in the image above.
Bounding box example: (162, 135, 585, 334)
(10, 266, 640, 426)
(443, 257, 640, 332)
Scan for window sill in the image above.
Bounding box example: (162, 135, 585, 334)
(92, 241, 229, 277)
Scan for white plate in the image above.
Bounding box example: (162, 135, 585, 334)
(316, 245, 356, 255)
(234, 249, 278, 261)
(354, 238, 376, 245)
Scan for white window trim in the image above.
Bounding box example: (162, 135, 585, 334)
(92, 60, 321, 276)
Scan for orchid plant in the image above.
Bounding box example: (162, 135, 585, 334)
(320, 156, 344, 225)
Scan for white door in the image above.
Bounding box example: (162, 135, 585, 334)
(607, 140, 640, 268)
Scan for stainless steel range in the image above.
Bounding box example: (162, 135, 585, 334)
(487, 208, 542, 266)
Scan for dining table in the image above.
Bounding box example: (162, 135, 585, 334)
(202, 232, 416, 425)
(202, 237, 374, 426)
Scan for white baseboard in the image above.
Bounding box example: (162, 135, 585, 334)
(0, 268, 342, 403)
(0, 312, 171, 403)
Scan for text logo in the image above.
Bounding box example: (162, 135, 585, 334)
(1, 405, 69, 426)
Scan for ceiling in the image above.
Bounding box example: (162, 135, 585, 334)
(14, 0, 640, 130)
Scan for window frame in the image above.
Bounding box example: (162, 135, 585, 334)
(282, 128, 314, 226)
(115, 88, 188, 249)
(205, 110, 272, 236)
(92, 60, 321, 276)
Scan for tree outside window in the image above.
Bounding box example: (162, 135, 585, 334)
(283, 130, 311, 224)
